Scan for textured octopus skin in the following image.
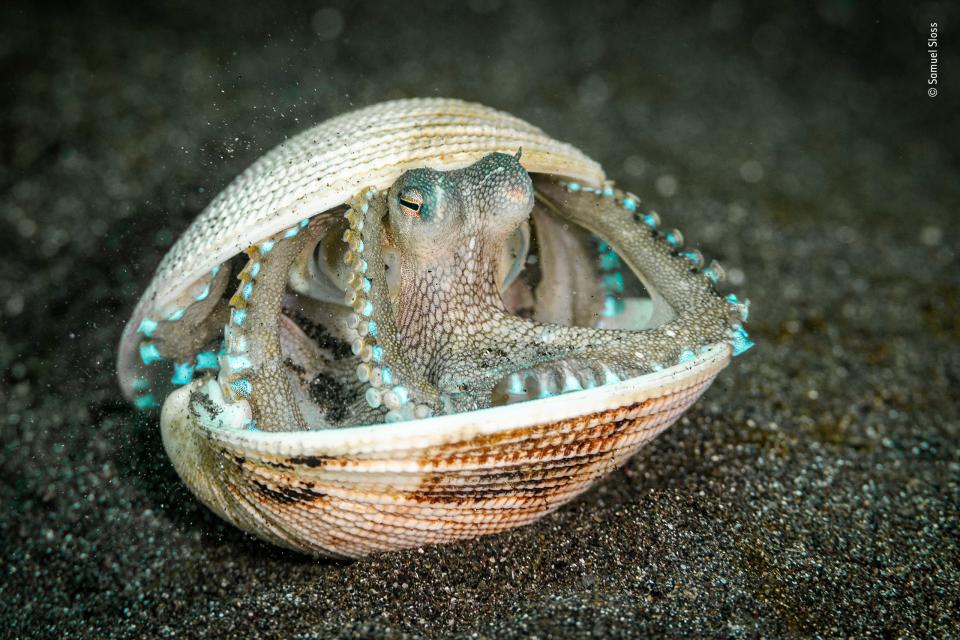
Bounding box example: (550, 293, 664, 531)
(118, 98, 752, 558)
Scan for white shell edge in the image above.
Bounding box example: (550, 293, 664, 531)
(182, 342, 731, 457)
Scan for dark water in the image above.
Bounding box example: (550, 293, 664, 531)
(2, 1, 957, 637)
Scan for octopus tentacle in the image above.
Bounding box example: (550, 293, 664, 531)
(538, 177, 750, 349)
(342, 189, 441, 422)
(530, 176, 747, 366)
(536, 177, 722, 321)
(130, 264, 231, 408)
(218, 218, 322, 431)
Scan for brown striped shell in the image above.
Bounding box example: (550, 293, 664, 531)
(119, 98, 735, 558)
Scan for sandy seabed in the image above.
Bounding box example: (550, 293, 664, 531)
(1, 1, 957, 638)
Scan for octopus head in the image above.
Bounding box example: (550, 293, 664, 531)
(386, 151, 533, 275)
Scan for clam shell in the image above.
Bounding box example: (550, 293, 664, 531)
(119, 98, 736, 558)
(162, 344, 729, 558)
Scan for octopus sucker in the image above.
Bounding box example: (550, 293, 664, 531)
(119, 98, 752, 557)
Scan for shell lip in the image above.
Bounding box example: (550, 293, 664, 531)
(196, 342, 731, 456)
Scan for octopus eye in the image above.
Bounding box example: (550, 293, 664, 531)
(398, 189, 423, 218)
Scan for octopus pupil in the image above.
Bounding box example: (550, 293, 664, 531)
(399, 198, 420, 212)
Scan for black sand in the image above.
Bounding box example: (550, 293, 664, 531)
(1, 2, 957, 638)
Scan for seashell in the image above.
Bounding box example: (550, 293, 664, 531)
(117, 98, 752, 558)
